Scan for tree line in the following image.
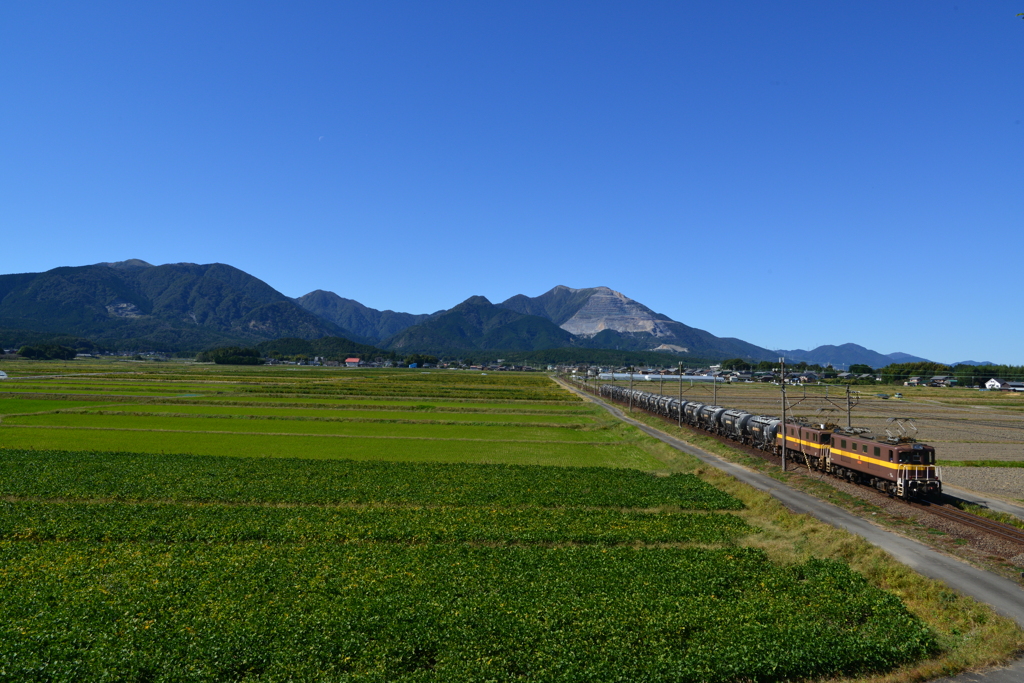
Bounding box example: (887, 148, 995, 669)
(15, 344, 77, 361)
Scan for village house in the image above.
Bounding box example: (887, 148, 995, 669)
(345, 357, 362, 368)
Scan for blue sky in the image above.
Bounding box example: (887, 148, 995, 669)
(2, 2, 1022, 364)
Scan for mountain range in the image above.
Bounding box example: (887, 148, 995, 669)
(773, 345, 931, 369)
(0, 260, 944, 367)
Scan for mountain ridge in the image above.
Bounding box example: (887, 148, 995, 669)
(0, 260, 965, 364)
(294, 289, 433, 344)
(0, 261, 350, 352)
(382, 296, 574, 354)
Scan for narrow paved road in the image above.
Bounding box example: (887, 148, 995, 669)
(561, 381, 1024, 682)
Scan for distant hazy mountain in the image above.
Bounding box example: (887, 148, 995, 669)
(0, 261, 349, 352)
(950, 360, 997, 367)
(500, 285, 776, 360)
(775, 344, 932, 369)
(384, 296, 574, 354)
(294, 290, 432, 344)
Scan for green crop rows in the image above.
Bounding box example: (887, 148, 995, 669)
(0, 364, 939, 680)
(0, 543, 934, 682)
(0, 501, 751, 545)
(0, 450, 743, 509)
(0, 368, 629, 465)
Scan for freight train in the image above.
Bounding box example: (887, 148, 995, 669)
(598, 383, 942, 499)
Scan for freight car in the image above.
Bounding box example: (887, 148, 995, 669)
(599, 383, 941, 499)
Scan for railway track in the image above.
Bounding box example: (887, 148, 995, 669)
(575, 381, 1024, 549)
(910, 501, 1024, 546)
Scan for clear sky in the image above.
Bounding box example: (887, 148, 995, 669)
(2, 2, 1022, 364)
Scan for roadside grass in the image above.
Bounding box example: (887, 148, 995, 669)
(940, 460, 1024, 468)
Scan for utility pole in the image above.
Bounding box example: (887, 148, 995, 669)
(780, 357, 787, 472)
(713, 373, 718, 405)
(622, 368, 630, 411)
(846, 385, 852, 430)
(678, 362, 683, 428)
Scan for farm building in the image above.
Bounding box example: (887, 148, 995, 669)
(986, 378, 1011, 390)
(345, 357, 362, 367)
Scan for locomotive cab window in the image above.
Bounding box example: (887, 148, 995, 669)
(841, 439, 847, 449)
(874, 446, 880, 457)
(888, 449, 893, 462)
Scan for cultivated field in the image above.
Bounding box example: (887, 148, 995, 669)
(0, 360, 1014, 681)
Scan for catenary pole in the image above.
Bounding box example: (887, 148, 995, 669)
(780, 357, 787, 472)
(628, 367, 634, 413)
(847, 384, 852, 430)
(678, 362, 683, 428)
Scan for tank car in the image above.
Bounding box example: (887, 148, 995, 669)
(745, 415, 780, 451)
(720, 409, 752, 442)
(683, 401, 704, 426)
(697, 405, 726, 433)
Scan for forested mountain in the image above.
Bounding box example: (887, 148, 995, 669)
(0, 261, 350, 352)
(383, 296, 574, 354)
(294, 289, 432, 344)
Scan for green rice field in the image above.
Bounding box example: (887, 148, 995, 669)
(0, 362, 941, 681)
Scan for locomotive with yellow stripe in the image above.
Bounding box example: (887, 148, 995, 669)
(777, 421, 940, 498)
(599, 384, 941, 499)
